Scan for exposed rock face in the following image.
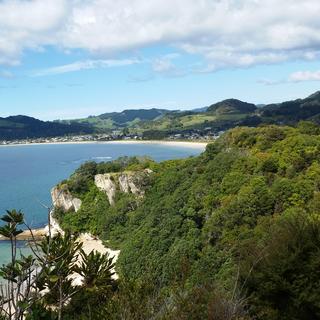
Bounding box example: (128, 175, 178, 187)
(95, 169, 152, 205)
(118, 173, 142, 195)
(94, 174, 117, 205)
(51, 186, 82, 212)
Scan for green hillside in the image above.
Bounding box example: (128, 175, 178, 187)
(55, 123, 320, 319)
(61, 108, 169, 132)
(139, 99, 259, 139)
(207, 98, 257, 114)
(2, 91, 320, 141)
(0, 115, 93, 140)
(260, 91, 320, 123)
(139, 93, 320, 138)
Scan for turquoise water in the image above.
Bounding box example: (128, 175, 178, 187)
(0, 142, 205, 265)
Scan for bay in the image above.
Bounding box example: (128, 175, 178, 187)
(0, 142, 205, 265)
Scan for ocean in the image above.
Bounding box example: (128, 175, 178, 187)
(0, 141, 205, 265)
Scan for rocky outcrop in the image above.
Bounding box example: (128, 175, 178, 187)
(51, 186, 82, 212)
(95, 169, 152, 205)
(94, 174, 117, 205)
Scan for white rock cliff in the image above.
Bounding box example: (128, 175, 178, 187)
(51, 186, 82, 212)
(94, 174, 118, 205)
(95, 170, 151, 205)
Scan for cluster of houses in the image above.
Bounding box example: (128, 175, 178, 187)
(168, 128, 223, 141)
(0, 128, 223, 146)
(0, 133, 141, 146)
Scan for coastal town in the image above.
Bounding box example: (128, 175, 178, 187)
(0, 129, 223, 146)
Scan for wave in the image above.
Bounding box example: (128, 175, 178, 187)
(91, 156, 112, 161)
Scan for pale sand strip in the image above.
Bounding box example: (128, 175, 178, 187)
(106, 140, 208, 149)
(0, 229, 47, 241)
(0, 140, 208, 149)
(72, 233, 120, 285)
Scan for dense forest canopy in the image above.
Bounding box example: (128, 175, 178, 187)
(53, 121, 320, 319)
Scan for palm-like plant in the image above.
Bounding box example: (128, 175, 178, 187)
(0, 210, 36, 320)
(76, 250, 116, 289)
(64, 250, 117, 319)
(36, 232, 82, 320)
(0, 210, 119, 319)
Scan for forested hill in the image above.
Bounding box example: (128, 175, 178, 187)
(2, 91, 320, 140)
(61, 91, 320, 137)
(55, 122, 320, 319)
(98, 108, 168, 123)
(0, 115, 93, 140)
(60, 108, 170, 132)
(261, 90, 320, 122)
(207, 98, 257, 113)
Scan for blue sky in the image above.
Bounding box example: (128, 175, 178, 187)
(0, 0, 320, 120)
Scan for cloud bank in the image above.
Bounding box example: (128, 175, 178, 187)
(32, 58, 140, 76)
(1, 0, 320, 70)
(289, 70, 320, 82)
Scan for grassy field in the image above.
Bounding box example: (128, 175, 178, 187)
(179, 114, 217, 127)
(138, 112, 248, 131)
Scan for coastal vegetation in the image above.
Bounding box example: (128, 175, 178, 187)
(48, 122, 320, 319)
(1, 122, 320, 318)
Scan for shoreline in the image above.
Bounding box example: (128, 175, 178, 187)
(0, 139, 208, 149)
(0, 214, 120, 282)
(0, 228, 47, 241)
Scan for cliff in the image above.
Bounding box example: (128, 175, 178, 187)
(95, 169, 152, 205)
(51, 169, 152, 211)
(51, 185, 82, 212)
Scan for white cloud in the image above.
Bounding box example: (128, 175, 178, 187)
(151, 53, 185, 77)
(2, 0, 320, 70)
(32, 58, 140, 76)
(289, 70, 320, 82)
(258, 69, 320, 85)
(0, 0, 69, 65)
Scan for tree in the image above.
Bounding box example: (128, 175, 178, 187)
(0, 211, 117, 320)
(0, 210, 37, 320)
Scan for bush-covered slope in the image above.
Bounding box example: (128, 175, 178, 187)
(98, 108, 168, 123)
(207, 99, 257, 114)
(62, 108, 170, 132)
(0, 115, 93, 140)
(261, 91, 320, 123)
(56, 123, 320, 319)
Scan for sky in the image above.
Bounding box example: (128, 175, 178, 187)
(1, 0, 320, 120)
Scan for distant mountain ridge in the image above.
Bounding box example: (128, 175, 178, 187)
(97, 108, 168, 124)
(0, 115, 93, 140)
(140, 92, 320, 138)
(1, 91, 320, 140)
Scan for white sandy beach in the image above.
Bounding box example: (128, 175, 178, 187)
(106, 139, 208, 149)
(0, 139, 208, 149)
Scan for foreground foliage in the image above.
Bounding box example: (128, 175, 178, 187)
(0, 212, 116, 320)
(55, 123, 320, 319)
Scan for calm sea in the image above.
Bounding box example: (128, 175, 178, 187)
(0, 142, 205, 265)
